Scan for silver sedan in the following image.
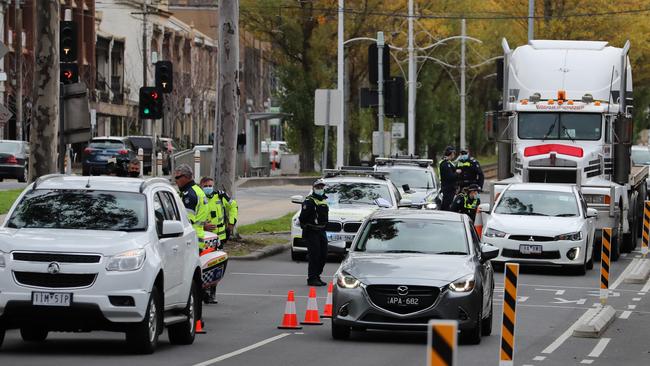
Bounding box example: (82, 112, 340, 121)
(331, 209, 498, 344)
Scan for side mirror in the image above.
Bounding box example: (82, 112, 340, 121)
(478, 203, 491, 213)
(291, 195, 304, 204)
(329, 240, 348, 254)
(402, 184, 411, 193)
(480, 244, 500, 263)
(586, 208, 598, 218)
(161, 220, 184, 238)
(374, 198, 392, 208)
(398, 198, 413, 207)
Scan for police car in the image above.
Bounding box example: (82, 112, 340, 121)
(289, 168, 404, 261)
(374, 157, 439, 207)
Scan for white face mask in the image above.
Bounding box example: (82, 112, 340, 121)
(314, 189, 325, 196)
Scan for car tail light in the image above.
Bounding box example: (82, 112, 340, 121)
(4, 155, 17, 164)
(118, 149, 129, 155)
(84, 147, 94, 154)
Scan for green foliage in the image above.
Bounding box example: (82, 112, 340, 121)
(237, 212, 294, 235)
(0, 189, 23, 215)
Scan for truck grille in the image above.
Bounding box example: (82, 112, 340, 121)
(343, 222, 362, 233)
(366, 285, 439, 315)
(528, 169, 576, 183)
(12, 252, 101, 264)
(14, 271, 97, 288)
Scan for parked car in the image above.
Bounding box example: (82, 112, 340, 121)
(158, 137, 179, 175)
(331, 209, 497, 344)
(82, 137, 137, 176)
(127, 136, 154, 174)
(480, 183, 597, 274)
(0, 175, 202, 353)
(374, 157, 439, 207)
(0, 140, 29, 182)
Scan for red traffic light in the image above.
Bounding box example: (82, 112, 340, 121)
(63, 70, 73, 79)
(150, 91, 159, 100)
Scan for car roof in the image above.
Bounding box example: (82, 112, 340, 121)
(505, 183, 575, 193)
(376, 164, 433, 172)
(369, 208, 464, 222)
(92, 136, 128, 142)
(322, 176, 390, 185)
(29, 175, 171, 193)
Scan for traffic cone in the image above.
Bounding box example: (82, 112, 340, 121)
(301, 287, 323, 325)
(474, 208, 484, 238)
(278, 290, 302, 329)
(196, 319, 206, 334)
(321, 281, 334, 318)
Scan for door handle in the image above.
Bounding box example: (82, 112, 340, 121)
(172, 245, 179, 253)
(186, 240, 192, 246)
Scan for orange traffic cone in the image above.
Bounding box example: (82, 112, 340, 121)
(474, 207, 484, 238)
(322, 281, 334, 318)
(196, 319, 206, 334)
(300, 287, 323, 325)
(278, 290, 302, 329)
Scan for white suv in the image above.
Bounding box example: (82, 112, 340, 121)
(0, 175, 202, 354)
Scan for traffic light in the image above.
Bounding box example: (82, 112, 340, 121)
(60, 21, 77, 63)
(139, 87, 163, 119)
(60, 63, 79, 84)
(385, 77, 405, 118)
(155, 61, 173, 93)
(368, 43, 391, 85)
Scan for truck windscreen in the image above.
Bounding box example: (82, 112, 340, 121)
(518, 113, 602, 141)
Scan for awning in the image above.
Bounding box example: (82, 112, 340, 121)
(246, 112, 292, 121)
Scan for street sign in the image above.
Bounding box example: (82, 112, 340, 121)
(314, 89, 341, 126)
(392, 122, 405, 138)
(372, 131, 391, 155)
(0, 41, 9, 60)
(0, 103, 13, 124)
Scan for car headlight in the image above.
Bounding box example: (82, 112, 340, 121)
(0, 251, 5, 268)
(449, 274, 475, 292)
(292, 217, 301, 228)
(484, 228, 507, 238)
(554, 232, 582, 241)
(106, 249, 146, 271)
(336, 271, 360, 289)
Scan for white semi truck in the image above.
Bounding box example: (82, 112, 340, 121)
(487, 39, 647, 261)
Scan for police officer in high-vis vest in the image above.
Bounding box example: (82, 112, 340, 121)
(456, 149, 484, 191)
(174, 164, 210, 247)
(450, 184, 481, 222)
(299, 180, 329, 287)
(200, 176, 239, 243)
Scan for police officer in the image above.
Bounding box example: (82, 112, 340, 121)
(299, 180, 329, 287)
(450, 184, 481, 221)
(439, 146, 459, 211)
(456, 149, 484, 191)
(200, 176, 239, 244)
(127, 158, 142, 178)
(174, 164, 210, 246)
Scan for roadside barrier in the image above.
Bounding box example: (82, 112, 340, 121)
(322, 282, 334, 318)
(196, 320, 206, 334)
(278, 290, 302, 329)
(601, 228, 611, 304)
(427, 320, 457, 366)
(499, 263, 519, 366)
(157, 152, 163, 176)
(301, 287, 323, 325)
(643, 202, 649, 258)
(137, 148, 144, 177)
(194, 150, 201, 182)
(474, 208, 484, 238)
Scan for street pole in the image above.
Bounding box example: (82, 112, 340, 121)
(15, 0, 22, 141)
(31, 0, 59, 179)
(142, 0, 150, 136)
(407, 0, 415, 156)
(336, 0, 344, 168)
(322, 91, 330, 172)
(528, 0, 535, 42)
(213, 0, 239, 196)
(459, 18, 466, 150)
(377, 31, 385, 158)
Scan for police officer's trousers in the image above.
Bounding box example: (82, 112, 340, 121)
(441, 188, 456, 211)
(304, 229, 328, 281)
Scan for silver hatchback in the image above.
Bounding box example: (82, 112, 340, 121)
(331, 209, 498, 344)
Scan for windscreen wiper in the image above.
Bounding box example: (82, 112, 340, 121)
(555, 213, 576, 217)
(541, 115, 559, 141)
(434, 251, 468, 255)
(561, 125, 576, 143)
(384, 250, 424, 253)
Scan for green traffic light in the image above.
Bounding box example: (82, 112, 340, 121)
(144, 108, 150, 115)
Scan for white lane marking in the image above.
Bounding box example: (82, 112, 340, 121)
(523, 283, 639, 293)
(637, 292, 646, 295)
(541, 308, 599, 354)
(192, 333, 291, 366)
(642, 275, 650, 293)
(581, 360, 594, 364)
(611, 258, 638, 290)
(587, 338, 611, 358)
(620, 311, 632, 319)
(519, 296, 529, 303)
(636, 255, 641, 258)
(551, 297, 586, 305)
(533, 356, 546, 361)
(628, 304, 637, 310)
(621, 253, 628, 257)
(536, 288, 565, 295)
(633, 297, 641, 301)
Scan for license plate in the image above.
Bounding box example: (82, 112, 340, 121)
(327, 233, 355, 242)
(386, 296, 420, 306)
(519, 244, 543, 255)
(32, 292, 72, 307)
(96, 155, 110, 161)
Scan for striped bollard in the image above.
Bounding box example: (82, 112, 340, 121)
(137, 148, 144, 177)
(194, 149, 201, 182)
(600, 228, 612, 304)
(157, 152, 163, 176)
(499, 263, 519, 366)
(427, 320, 457, 366)
(643, 202, 649, 258)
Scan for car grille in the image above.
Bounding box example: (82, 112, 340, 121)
(366, 285, 439, 315)
(343, 222, 362, 233)
(361, 313, 437, 324)
(12, 252, 101, 264)
(13, 272, 97, 288)
(508, 235, 554, 242)
(501, 248, 561, 260)
(326, 222, 342, 232)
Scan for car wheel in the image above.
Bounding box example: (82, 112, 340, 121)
(622, 215, 638, 253)
(586, 241, 594, 270)
(491, 261, 504, 273)
(611, 229, 621, 262)
(481, 300, 493, 336)
(291, 250, 306, 262)
(126, 286, 161, 354)
(461, 308, 482, 345)
(20, 327, 48, 342)
(331, 320, 350, 340)
(0, 328, 5, 349)
(18, 165, 27, 183)
(169, 281, 199, 345)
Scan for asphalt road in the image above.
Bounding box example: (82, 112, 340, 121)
(0, 179, 27, 191)
(2, 243, 650, 366)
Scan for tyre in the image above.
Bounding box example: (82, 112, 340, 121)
(461, 308, 482, 345)
(481, 300, 493, 336)
(0, 328, 4, 349)
(611, 230, 621, 262)
(126, 286, 161, 354)
(20, 328, 48, 342)
(491, 261, 504, 273)
(586, 255, 594, 270)
(291, 250, 306, 261)
(18, 165, 27, 183)
(622, 214, 638, 253)
(331, 320, 350, 340)
(169, 281, 199, 345)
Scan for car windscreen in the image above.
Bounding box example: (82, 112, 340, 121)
(7, 189, 147, 231)
(324, 182, 392, 207)
(632, 148, 650, 165)
(355, 218, 468, 254)
(89, 140, 125, 150)
(494, 190, 579, 217)
(382, 168, 435, 190)
(518, 112, 601, 141)
(0, 141, 21, 154)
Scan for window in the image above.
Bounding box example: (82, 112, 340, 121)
(494, 190, 579, 217)
(159, 191, 181, 221)
(324, 182, 393, 207)
(518, 113, 602, 141)
(383, 168, 436, 190)
(153, 193, 165, 236)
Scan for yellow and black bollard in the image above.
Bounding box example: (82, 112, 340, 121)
(427, 320, 457, 366)
(600, 228, 612, 304)
(643, 202, 649, 258)
(499, 263, 519, 366)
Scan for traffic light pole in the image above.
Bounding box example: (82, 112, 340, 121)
(59, 83, 65, 173)
(377, 31, 385, 158)
(15, 0, 22, 141)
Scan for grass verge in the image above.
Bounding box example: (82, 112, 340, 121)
(0, 189, 22, 215)
(237, 212, 293, 235)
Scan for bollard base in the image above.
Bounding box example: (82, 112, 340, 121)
(623, 258, 650, 284)
(572, 305, 615, 338)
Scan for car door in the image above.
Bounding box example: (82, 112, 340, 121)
(153, 190, 184, 301)
(471, 225, 493, 313)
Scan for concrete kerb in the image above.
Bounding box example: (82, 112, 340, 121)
(236, 177, 316, 189)
(230, 243, 291, 261)
(624, 258, 650, 284)
(572, 305, 616, 338)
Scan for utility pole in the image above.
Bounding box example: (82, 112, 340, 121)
(407, 0, 415, 155)
(528, 0, 535, 42)
(31, 0, 59, 179)
(377, 31, 385, 158)
(212, 0, 239, 196)
(335, 0, 344, 168)
(459, 18, 466, 150)
(15, 0, 22, 141)
(142, 0, 150, 135)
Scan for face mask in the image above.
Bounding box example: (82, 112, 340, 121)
(459, 154, 469, 161)
(203, 187, 214, 196)
(128, 171, 140, 177)
(314, 189, 324, 196)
